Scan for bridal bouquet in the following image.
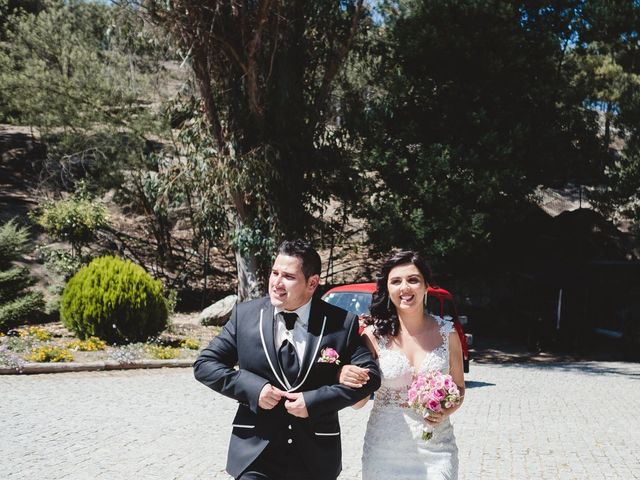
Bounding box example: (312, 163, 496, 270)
(407, 370, 462, 441)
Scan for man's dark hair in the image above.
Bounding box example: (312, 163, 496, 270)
(277, 239, 321, 279)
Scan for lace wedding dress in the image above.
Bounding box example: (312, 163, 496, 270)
(362, 316, 459, 480)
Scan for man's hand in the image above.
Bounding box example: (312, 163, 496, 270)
(284, 392, 309, 418)
(258, 384, 286, 410)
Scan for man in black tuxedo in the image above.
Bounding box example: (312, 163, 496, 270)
(194, 239, 381, 480)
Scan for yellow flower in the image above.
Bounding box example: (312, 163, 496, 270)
(27, 346, 73, 363)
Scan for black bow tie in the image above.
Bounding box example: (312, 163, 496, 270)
(281, 312, 298, 330)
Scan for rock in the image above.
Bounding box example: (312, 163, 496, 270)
(199, 294, 237, 326)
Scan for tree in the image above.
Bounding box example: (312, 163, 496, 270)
(0, 0, 170, 189)
(349, 0, 606, 270)
(576, 0, 640, 234)
(0, 220, 44, 330)
(142, 0, 369, 299)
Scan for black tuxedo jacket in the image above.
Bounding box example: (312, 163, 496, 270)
(194, 296, 381, 479)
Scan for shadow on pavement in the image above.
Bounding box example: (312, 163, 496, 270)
(470, 336, 640, 380)
(465, 380, 496, 389)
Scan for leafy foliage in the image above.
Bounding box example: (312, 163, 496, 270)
(0, 220, 44, 331)
(31, 192, 109, 257)
(576, 1, 640, 236)
(60, 255, 168, 344)
(0, 0, 173, 199)
(145, 0, 370, 297)
(349, 0, 614, 268)
(0, 292, 45, 331)
(0, 219, 30, 268)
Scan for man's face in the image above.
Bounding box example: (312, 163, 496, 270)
(268, 254, 319, 311)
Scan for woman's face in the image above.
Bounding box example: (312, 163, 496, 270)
(387, 263, 427, 312)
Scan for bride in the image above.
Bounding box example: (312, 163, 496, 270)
(340, 251, 465, 480)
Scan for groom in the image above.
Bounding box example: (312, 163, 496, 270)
(194, 239, 381, 480)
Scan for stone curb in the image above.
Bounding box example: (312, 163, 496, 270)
(0, 358, 194, 375)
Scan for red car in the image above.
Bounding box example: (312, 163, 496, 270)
(322, 282, 470, 372)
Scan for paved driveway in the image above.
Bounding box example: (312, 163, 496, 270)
(1, 361, 638, 479)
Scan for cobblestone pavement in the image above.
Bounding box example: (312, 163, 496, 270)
(1, 361, 639, 479)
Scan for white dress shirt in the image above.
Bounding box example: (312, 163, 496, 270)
(274, 299, 312, 361)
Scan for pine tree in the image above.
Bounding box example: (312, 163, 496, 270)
(0, 220, 44, 330)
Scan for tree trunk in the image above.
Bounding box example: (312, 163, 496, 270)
(235, 247, 262, 301)
(604, 101, 612, 151)
(233, 213, 264, 301)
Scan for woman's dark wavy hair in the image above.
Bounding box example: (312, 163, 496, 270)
(366, 250, 431, 338)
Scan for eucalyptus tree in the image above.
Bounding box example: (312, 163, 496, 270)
(143, 0, 368, 298)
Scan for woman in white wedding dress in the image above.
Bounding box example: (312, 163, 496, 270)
(340, 251, 465, 480)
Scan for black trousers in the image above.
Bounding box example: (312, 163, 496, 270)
(237, 435, 335, 480)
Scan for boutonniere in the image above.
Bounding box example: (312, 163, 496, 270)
(318, 347, 340, 365)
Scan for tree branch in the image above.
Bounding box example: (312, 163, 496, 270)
(314, 0, 364, 118)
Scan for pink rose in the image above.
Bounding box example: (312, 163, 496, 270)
(318, 347, 341, 364)
(407, 387, 418, 403)
(431, 388, 445, 401)
(427, 399, 441, 412)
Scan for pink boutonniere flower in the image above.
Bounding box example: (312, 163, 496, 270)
(318, 347, 341, 365)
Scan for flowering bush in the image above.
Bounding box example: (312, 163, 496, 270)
(180, 338, 200, 350)
(28, 345, 74, 363)
(407, 370, 462, 441)
(145, 345, 179, 360)
(17, 326, 52, 341)
(67, 336, 106, 351)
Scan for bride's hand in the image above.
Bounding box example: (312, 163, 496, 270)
(424, 409, 447, 426)
(338, 364, 370, 388)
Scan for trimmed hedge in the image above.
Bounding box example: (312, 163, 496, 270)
(60, 256, 168, 344)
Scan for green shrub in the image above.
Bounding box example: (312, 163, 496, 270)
(0, 220, 44, 330)
(31, 194, 108, 257)
(0, 293, 45, 330)
(0, 219, 29, 267)
(35, 245, 83, 279)
(60, 255, 168, 344)
(0, 266, 34, 300)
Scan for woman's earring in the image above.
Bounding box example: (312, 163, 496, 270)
(423, 291, 428, 307)
(387, 296, 390, 310)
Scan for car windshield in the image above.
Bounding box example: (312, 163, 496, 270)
(323, 291, 372, 316)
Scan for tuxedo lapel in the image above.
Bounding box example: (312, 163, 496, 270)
(258, 300, 288, 390)
(290, 298, 326, 391)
